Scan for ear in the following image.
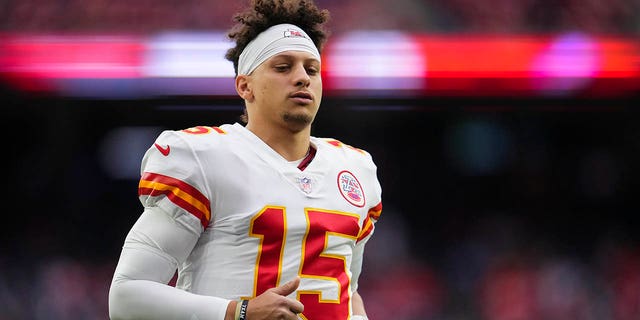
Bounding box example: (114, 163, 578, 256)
(235, 75, 254, 101)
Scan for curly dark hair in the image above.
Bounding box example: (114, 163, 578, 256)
(225, 0, 331, 76)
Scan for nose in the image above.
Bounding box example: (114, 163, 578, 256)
(293, 64, 310, 87)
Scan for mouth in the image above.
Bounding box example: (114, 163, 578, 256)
(290, 91, 313, 104)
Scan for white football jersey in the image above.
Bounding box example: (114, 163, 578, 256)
(137, 123, 382, 320)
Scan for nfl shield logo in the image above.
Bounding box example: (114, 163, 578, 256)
(298, 177, 312, 194)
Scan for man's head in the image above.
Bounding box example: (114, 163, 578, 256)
(225, 0, 330, 126)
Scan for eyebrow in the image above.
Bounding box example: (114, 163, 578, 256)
(271, 52, 320, 63)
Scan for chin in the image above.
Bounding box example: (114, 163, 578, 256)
(283, 111, 313, 124)
(282, 112, 313, 131)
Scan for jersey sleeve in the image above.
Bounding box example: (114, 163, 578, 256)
(350, 147, 384, 294)
(109, 130, 229, 320)
(137, 130, 212, 234)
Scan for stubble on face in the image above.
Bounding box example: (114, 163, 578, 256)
(281, 110, 314, 132)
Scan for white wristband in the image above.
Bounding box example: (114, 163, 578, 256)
(351, 316, 368, 320)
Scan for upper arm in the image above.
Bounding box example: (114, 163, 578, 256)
(112, 206, 200, 284)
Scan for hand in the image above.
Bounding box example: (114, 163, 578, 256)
(247, 277, 304, 320)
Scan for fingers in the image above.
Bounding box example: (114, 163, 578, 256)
(266, 277, 304, 314)
(247, 277, 304, 319)
(289, 300, 304, 314)
(270, 276, 300, 296)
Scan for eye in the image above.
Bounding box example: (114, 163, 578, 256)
(274, 64, 290, 72)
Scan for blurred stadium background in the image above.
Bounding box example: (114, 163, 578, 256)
(1, 0, 639, 319)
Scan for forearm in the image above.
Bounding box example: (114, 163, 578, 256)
(352, 291, 368, 318)
(109, 278, 231, 320)
(109, 207, 233, 319)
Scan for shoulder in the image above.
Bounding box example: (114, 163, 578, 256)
(314, 137, 376, 164)
(154, 124, 235, 151)
(315, 137, 370, 155)
(142, 124, 236, 170)
(160, 124, 233, 142)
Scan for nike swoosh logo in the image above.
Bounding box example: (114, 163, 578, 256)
(154, 143, 170, 156)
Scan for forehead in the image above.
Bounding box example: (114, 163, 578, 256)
(268, 50, 321, 63)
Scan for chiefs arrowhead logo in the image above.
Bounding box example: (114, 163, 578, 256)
(337, 170, 365, 207)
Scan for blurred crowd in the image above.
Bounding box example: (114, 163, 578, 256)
(0, 0, 638, 35)
(358, 208, 640, 320)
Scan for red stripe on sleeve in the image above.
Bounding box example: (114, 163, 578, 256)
(357, 202, 383, 242)
(138, 172, 212, 228)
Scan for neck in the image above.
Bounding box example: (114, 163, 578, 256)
(246, 122, 311, 161)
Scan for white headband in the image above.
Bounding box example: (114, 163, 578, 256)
(237, 23, 321, 75)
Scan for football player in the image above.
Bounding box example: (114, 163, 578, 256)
(108, 1, 382, 319)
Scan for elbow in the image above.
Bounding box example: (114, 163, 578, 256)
(108, 280, 128, 320)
